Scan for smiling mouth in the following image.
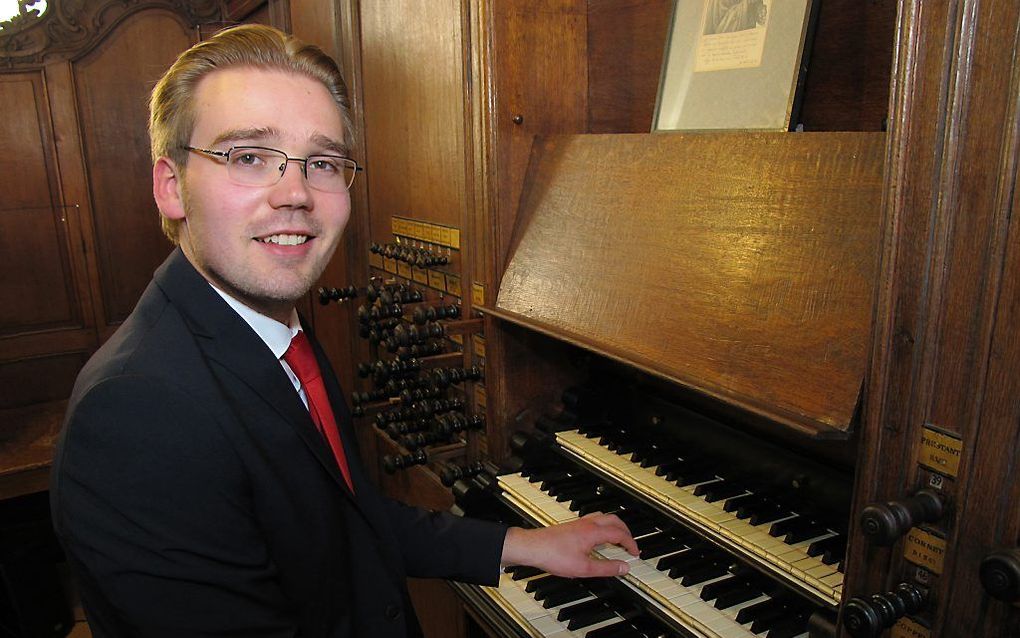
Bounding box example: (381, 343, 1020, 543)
(258, 234, 311, 246)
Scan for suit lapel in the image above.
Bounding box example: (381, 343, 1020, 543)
(153, 250, 356, 500)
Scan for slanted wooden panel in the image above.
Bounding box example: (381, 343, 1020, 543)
(491, 132, 884, 437)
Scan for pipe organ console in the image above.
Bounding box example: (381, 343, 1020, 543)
(324, 2, 1020, 636)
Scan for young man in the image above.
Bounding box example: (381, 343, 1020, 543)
(50, 24, 636, 637)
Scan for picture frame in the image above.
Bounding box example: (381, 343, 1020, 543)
(653, 0, 816, 132)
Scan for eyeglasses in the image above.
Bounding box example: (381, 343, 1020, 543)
(183, 145, 361, 192)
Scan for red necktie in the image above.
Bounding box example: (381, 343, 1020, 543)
(283, 331, 354, 491)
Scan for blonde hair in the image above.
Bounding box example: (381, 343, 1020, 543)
(149, 24, 353, 243)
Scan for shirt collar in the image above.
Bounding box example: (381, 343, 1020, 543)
(208, 283, 300, 359)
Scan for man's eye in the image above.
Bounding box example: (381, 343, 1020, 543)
(309, 158, 340, 174)
(233, 152, 265, 167)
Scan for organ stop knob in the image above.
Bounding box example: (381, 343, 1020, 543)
(980, 548, 1020, 603)
(860, 489, 944, 546)
(842, 582, 926, 638)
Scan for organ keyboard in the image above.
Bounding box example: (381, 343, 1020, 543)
(553, 429, 844, 606)
(449, 382, 849, 638)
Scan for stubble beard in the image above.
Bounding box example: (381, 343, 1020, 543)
(180, 185, 331, 318)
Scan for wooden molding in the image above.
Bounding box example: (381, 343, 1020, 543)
(0, 0, 222, 69)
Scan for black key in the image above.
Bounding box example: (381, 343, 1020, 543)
(636, 533, 675, 559)
(823, 542, 847, 566)
(657, 548, 705, 574)
(808, 534, 844, 558)
(566, 607, 618, 630)
(576, 500, 619, 517)
(749, 607, 789, 634)
(553, 486, 598, 503)
(541, 583, 589, 608)
(547, 480, 597, 500)
(735, 596, 788, 625)
(691, 479, 726, 497)
(653, 458, 685, 477)
(736, 497, 781, 519)
(766, 611, 811, 638)
(769, 515, 810, 538)
(524, 574, 563, 595)
(569, 490, 613, 508)
(506, 565, 542, 580)
(673, 468, 718, 487)
(615, 510, 657, 537)
(662, 458, 712, 481)
(556, 597, 614, 627)
(714, 585, 763, 610)
(632, 447, 675, 469)
(723, 492, 759, 512)
(605, 437, 638, 455)
(680, 562, 728, 586)
(785, 523, 831, 544)
(657, 457, 709, 479)
(698, 481, 748, 502)
(747, 507, 793, 526)
(699, 574, 741, 601)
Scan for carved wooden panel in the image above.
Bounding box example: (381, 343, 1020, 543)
(0, 72, 83, 336)
(72, 10, 190, 326)
(0, 0, 220, 69)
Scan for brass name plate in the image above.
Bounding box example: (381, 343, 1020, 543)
(412, 267, 429, 284)
(397, 263, 413, 280)
(369, 252, 384, 269)
(391, 216, 461, 249)
(891, 617, 931, 638)
(918, 427, 962, 477)
(446, 274, 462, 297)
(472, 282, 486, 307)
(383, 257, 397, 273)
(904, 527, 946, 574)
(474, 384, 487, 409)
(473, 334, 486, 359)
(428, 270, 446, 291)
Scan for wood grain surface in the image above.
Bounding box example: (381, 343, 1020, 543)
(494, 131, 885, 437)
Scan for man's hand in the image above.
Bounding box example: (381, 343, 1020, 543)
(500, 512, 639, 578)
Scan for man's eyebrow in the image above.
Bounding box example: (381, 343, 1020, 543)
(211, 127, 279, 147)
(310, 133, 349, 156)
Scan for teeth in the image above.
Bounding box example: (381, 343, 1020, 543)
(261, 234, 309, 246)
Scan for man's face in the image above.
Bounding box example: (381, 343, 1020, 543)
(172, 67, 351, 322)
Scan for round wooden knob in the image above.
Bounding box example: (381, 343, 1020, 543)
(860, 489, 944, 545)
(980, 549, 1020, 602)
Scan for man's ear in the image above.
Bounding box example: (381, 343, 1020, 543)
(153, 157, 185, 221)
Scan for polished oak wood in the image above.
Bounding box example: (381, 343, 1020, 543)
(492, 131, 884, 438)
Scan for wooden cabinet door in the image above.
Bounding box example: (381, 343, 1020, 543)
(0, 71, 96, 408)
(69, 10, 192, 340)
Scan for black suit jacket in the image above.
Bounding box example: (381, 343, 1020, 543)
(51, 249, 506, 637)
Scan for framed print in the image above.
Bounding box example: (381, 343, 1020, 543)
(653, 0, 816, 131)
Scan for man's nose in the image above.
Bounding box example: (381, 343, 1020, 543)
(270, 158, 313, 205)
